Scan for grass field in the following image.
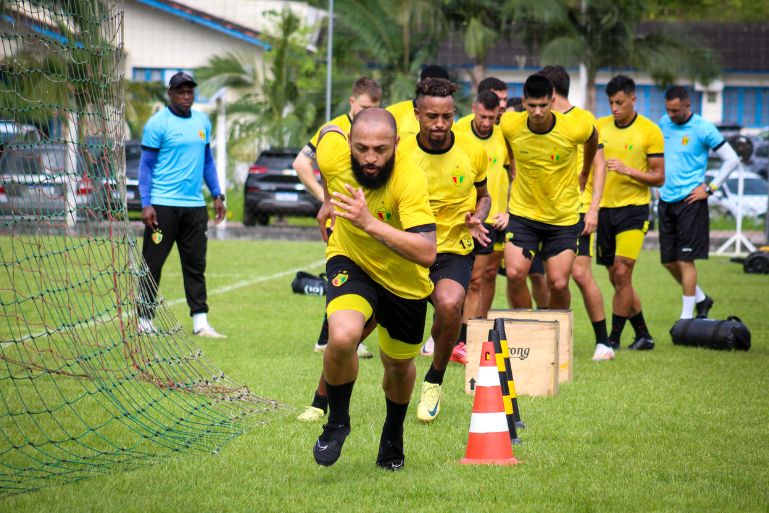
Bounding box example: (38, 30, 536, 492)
(3, 239, 769, 512)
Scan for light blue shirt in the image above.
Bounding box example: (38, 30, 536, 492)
(659, 113, 724, 203)
(141, 107, 211, 207)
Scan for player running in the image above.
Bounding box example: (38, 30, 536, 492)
(500, 74, 600, 310)
(312, 108, 436, 470)
(596, 75, 665, 351)
(399, 77, 490, 424)
(537, 65, 612, 361)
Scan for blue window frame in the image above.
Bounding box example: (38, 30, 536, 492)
(722, 87, 769, 128)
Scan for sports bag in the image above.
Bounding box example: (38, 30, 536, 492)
(669, 316, 750, 351)
(291, 271, 327, 296)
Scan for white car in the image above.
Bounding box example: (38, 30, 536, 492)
(705, 169, 768, 219)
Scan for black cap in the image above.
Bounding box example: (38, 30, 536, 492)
(169, 72, 197, 89)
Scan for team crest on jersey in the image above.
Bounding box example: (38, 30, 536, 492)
(332, 271, 348, 287)
(682, 136, 690, 146)
(624, 143, 634, 151)
(376, 208, 392, 222)
(489, 156, 498, 165)
(451, 168, 465, 186)
(198, 130, 205, 140)
(550, 147, 561, 162)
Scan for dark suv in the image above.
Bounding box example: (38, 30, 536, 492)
(243, 147, 321, 226)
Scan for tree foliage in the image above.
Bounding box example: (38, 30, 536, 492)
(195, 9, 324, 157)
(505, 0, 722, 111)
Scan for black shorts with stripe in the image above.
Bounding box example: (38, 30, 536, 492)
(325, 255, 427, 346)
(576, 213, 593, 257)
(505, 214, 581, 260)
(471, 223, 504, 256)
(429, 252, 474, 292)
(658, 198, 709, 264)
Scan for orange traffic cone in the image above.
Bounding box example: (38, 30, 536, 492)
(460, 341, 520, 465)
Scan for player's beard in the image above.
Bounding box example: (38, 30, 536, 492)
(350, 154, 395, 190)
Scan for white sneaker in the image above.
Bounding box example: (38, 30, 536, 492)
(420, 336, 435, 357)
(138, 317, 157, 334)
(592, 343, 615, 361)
(193, 326, 227, 339)
(313, 343, 327, 353)
(357, 343, 373, 359)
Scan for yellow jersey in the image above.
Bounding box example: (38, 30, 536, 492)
(387, 100, 420, 139)
(453, 114, 510, 224)
(561, 107, 599, 214)
(597, 113, 664, 208)
(500, 110, 595, 226)
(399, 132, 488, 255)
(317, 131, 435, 300)
(307, 113, 352, 153)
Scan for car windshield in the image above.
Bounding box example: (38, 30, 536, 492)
(257, 154, 295, 171)
(725, 177, 768, 196)
(126, 144, 141, 179)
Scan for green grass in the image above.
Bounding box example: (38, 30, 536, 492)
(3, 240, 769, 512)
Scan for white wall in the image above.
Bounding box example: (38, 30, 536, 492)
(122, 2, 266, 80)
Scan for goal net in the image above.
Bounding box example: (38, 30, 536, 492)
(0, 0, 277, 496)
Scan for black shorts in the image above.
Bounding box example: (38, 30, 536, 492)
(596, 205, 650, 266)
(658, 198, 709, 264)
(528, 253, 545, 274)
(576, 213, 594, 257)
(471, 223, 500, 256)
(326, 255, 427, 358)
(429, 253, 474, 291)
(504, 214, 581, 260)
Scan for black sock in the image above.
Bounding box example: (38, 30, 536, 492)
(311, 390, 328, 413)
(326, 380, 354, 426)
(382, 397, 409, 441)
(316, 315, 329, 346)
(629, 311, 650, 338)
(609, 314, 628, 346)
(424, 364, 446, 385)
(592, 319, 609, 346)
(456, 323, 467, 344)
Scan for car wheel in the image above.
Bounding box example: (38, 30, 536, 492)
(243, 209, 256, 226)
(256, 213, 270, 226)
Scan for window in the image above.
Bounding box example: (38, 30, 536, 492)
(722, 87, 769, 128)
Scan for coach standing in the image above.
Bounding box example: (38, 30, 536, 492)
(659, 86, 740, 320)
(137, 72, 227, 338)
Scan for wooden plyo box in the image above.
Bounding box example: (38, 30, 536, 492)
(465, 318, 559, 398)
(487, 309, 573, 383)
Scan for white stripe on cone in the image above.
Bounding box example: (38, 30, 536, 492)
(469, 412, 509, 433)
(476, 365, 500, 387)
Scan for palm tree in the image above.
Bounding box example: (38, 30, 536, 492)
(506, 0, 721, 112)
(443, 0, 509, 90)
(195, 9, 324, 156)
(333, 0, 446, 102)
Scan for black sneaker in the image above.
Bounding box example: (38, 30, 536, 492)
(695, 296, 714, 318)
(628, 336, 655, 351)
(313, 423, 350, 466)
(376, 436, 404, 471)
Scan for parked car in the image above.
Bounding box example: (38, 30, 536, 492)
(0, 121, 41, 159)
(749, 143, 769, 179)
(123, 141, 142, 211)
(0, 144, 94, 219)
(243, 147, 321, 226)
(705, 169, 768, 219)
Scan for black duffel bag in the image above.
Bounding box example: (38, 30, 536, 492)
(291, 271, 327, 296)
(670, 316, 751, 351)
